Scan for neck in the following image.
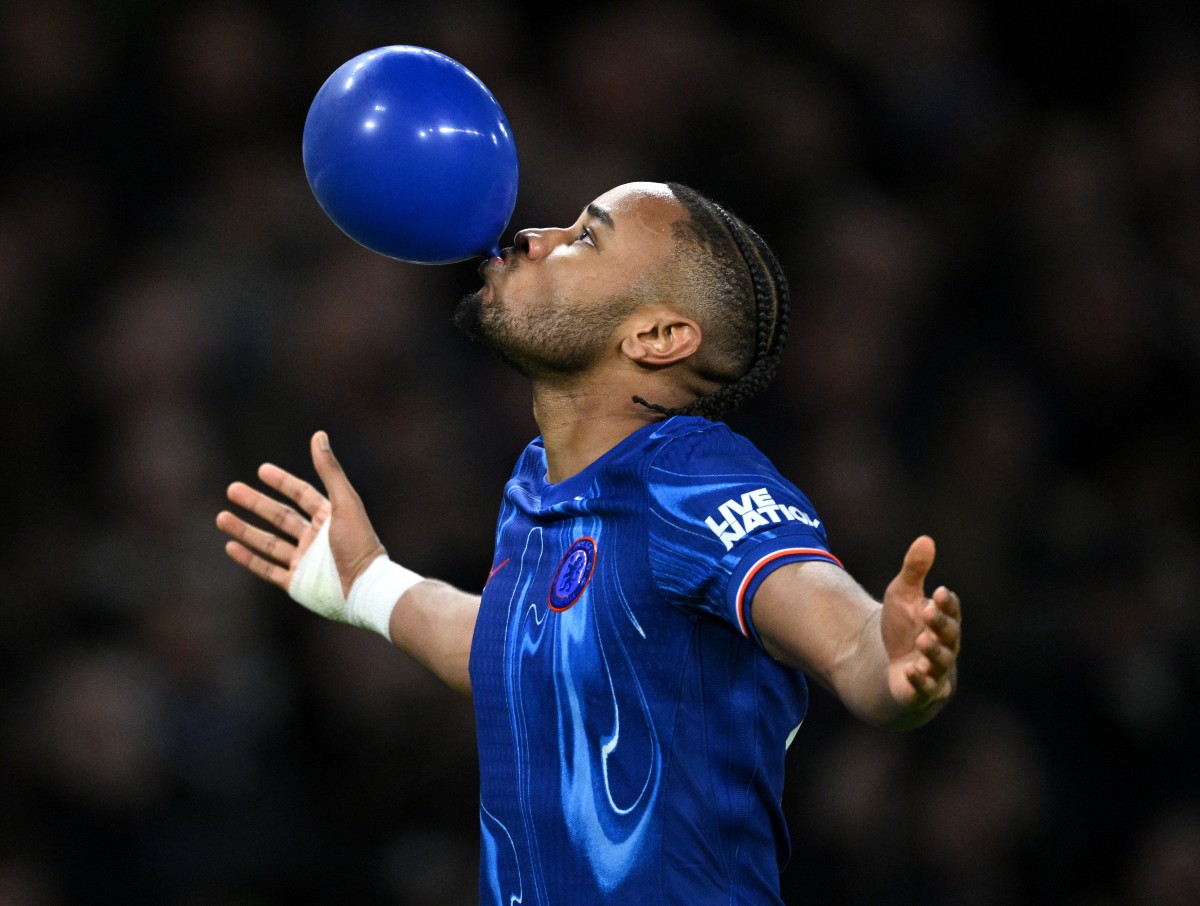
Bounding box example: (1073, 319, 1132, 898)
(531, 377, 667, 484)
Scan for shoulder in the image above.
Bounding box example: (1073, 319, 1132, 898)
(646, 416, 779, 480)
(645, 417, 823, 545)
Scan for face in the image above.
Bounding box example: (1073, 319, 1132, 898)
(454, 182, 682, 378)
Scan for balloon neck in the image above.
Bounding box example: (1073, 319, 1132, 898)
(484, 243, 500, 258)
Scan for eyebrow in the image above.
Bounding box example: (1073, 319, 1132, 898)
(587, 203, 615, 231)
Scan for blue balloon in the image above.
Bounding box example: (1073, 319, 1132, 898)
(303, 46, 519, 264)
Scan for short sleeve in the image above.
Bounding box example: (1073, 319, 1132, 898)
(646, 424, 843, 649)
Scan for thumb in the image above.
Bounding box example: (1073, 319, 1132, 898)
(897, 535, 936, 592)
(310, 430, 359, 508)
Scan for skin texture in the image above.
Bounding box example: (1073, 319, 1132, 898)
(216, 182, 961, 723)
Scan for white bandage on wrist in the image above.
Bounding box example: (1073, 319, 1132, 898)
(346, 554, 422, 640)
(288, 519, 422, 641)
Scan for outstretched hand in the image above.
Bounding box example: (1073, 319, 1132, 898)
(880, 536, 962, 713)
(216, 431, 385, 599)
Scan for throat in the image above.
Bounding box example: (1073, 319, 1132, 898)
(533, 384, 662, 483)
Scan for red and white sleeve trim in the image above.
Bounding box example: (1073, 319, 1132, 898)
(734, 548, 844, 638)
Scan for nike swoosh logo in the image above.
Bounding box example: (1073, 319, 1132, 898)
(485, 558, 510, 586)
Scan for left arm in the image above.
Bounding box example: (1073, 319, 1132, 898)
(751, 535, 961, 731)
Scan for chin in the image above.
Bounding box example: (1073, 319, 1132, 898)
(453, 290, 486, 341)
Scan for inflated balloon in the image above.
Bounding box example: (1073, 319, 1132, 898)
(303, 46, 519, 264)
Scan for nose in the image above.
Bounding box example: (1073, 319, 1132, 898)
(513, 227, 572, 261)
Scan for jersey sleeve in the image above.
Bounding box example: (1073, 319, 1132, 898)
(646, 424, 843, 650)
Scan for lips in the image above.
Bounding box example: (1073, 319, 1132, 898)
(477, 256, 504, 279)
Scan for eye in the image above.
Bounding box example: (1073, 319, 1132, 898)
(575, 226, 595, 247)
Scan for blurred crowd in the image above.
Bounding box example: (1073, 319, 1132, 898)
(2, 0, 1198, 903)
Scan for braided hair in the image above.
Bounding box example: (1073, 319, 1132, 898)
(632, 183, 791, 421)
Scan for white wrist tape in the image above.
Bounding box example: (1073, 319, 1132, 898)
(288, 519, 422, 641)
(346, 554, 423, 640)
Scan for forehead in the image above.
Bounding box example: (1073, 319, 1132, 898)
(589, 182, 683, 235)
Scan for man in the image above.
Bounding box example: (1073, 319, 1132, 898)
(216, 182, 962, 903)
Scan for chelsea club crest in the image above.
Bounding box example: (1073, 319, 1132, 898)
(548, 537, 597, 612)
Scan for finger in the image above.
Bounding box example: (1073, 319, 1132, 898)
(216, 510, 298, 568)
(223, 538, 292, 591)
(226, 481, 311, 540)
(906, 662, 951, 700)
(921, 602, 960, 643)
(257, 463, 330, 519)
(896, 535, 936, 591)
(932, 586, 962, 620)
(905, 662, 936, 695)
(310, 431, 362, 510)
(917, 632, 957, 673)
(923, 594, 962, 648)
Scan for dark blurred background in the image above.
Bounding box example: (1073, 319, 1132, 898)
(2, 0, 1199, 903)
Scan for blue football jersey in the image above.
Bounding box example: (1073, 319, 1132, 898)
(469, 416, 842, 904)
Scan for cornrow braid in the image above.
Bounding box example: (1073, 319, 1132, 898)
(633, 184, 791, 421)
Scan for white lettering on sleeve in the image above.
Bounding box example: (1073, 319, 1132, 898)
(704, 488, 821, 550)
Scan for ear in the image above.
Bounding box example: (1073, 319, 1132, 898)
(620, 310, 702, 367)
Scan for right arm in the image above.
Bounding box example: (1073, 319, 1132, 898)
(216, 430, 479, 695)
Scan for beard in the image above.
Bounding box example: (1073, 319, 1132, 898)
(453, 288, 635, 379)
(451, 290, 489, 344)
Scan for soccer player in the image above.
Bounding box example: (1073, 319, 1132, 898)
(216, 182, 962, 904)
